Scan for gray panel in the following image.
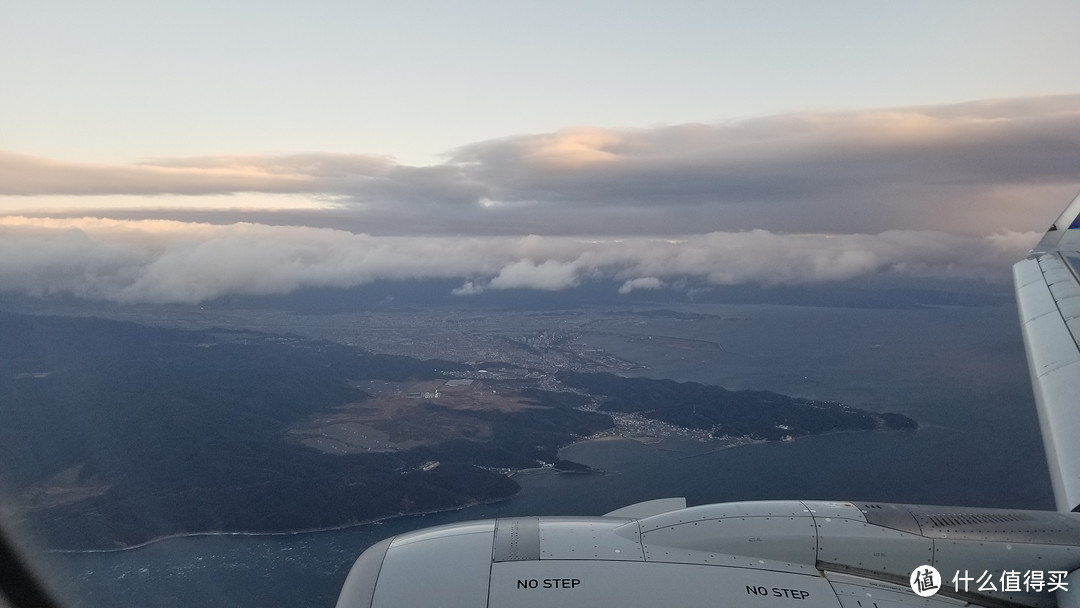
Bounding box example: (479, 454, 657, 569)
(336, 537, 393, 608)
(1069, 317, 1080, 343)
(539, 518, 645, 561)
(389, 520, 495, 546)
(1014, 257, 1044, 289)
(604, 497, 687, 518)
(641, 512, 818, 573)
(1062, 230, 1080, 250)
(905, 505, 1080, 544)
(1057, 295, 1080, 323)
(1021, 303, 1080, 377)
(638, 544, 818, 574)
(1043, 269, 1074, 287)
(1032, 358, 1080, 512)
(814, 516, 932, 579)
(489, 559, 843, 608)
(801, 502, 871, 521)
(1045, 252, 1080, 368)
(1015, 259, 1057, 323)
(1067, 254, 1080, 278)
(1047, 281, 1077, 303)
(637, 500, 812, 533)
(494, 518, 540, 562)
(825, 572, 971, 608)
(372, 527, 495, 608)
(1017, 253, 1080, 512)
(856, 503, 923, 536)
(1041, 252, 1074, 269)
(932, 539, 1078, 608)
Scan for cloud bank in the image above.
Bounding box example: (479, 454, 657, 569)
(0, 217, 1036, 305)
(2, 96, 1074, 303)
(4, 96, 1080, 236)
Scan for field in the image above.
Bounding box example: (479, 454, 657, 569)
(286, 378, 545, 454)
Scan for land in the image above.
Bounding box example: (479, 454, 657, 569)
(0, 309, 915, 549)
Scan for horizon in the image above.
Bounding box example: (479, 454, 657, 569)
(3, 2, 1080, 305)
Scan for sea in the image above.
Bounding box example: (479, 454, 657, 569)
(23, 302, 1056, 608)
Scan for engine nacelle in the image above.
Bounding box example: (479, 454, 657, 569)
(337, 500, 1080, 608)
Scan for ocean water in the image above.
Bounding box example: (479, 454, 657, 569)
(30, 303, 1054, 608)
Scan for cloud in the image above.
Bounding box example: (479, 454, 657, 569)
(4, 95, 1079, 236)
(451, 280, 485, 296)
(0, 217, 1038, 305)
(0, 152, 320, 196)
(618, 277, 664, 294)
(447, 96, 1080, 234)
(487, 259, 582, 291)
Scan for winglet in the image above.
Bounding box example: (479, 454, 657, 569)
(1031, 190, 1080, 254)
(1014, 190, 1080, 512)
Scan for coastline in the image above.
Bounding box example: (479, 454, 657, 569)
(43, 427, 922, 555)
(42, 435, 629, 555)
(42, 494, 516, 555)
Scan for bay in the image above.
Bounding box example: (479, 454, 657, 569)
(30, 302, 1054, 607)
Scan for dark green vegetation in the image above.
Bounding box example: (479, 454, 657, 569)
(558, 372, 917, 440)
(0, 314, 536, 549)
(0, 312, 912, 549)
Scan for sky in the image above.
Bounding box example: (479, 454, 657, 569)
(3, 1, 1080, 304)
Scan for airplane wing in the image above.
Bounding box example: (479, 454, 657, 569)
(1014, 191, 1080, 513)
(337, 194, 1080, 608)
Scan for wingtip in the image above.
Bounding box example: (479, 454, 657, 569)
(1031, 190, 1080, 255)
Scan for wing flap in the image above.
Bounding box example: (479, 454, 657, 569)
(1015, 193, 1080, 513)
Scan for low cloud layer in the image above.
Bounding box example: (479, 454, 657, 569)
(0, 217, 1036, 305)
(2, 96, 1073, 304)
(4, 96, 1080, 236)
